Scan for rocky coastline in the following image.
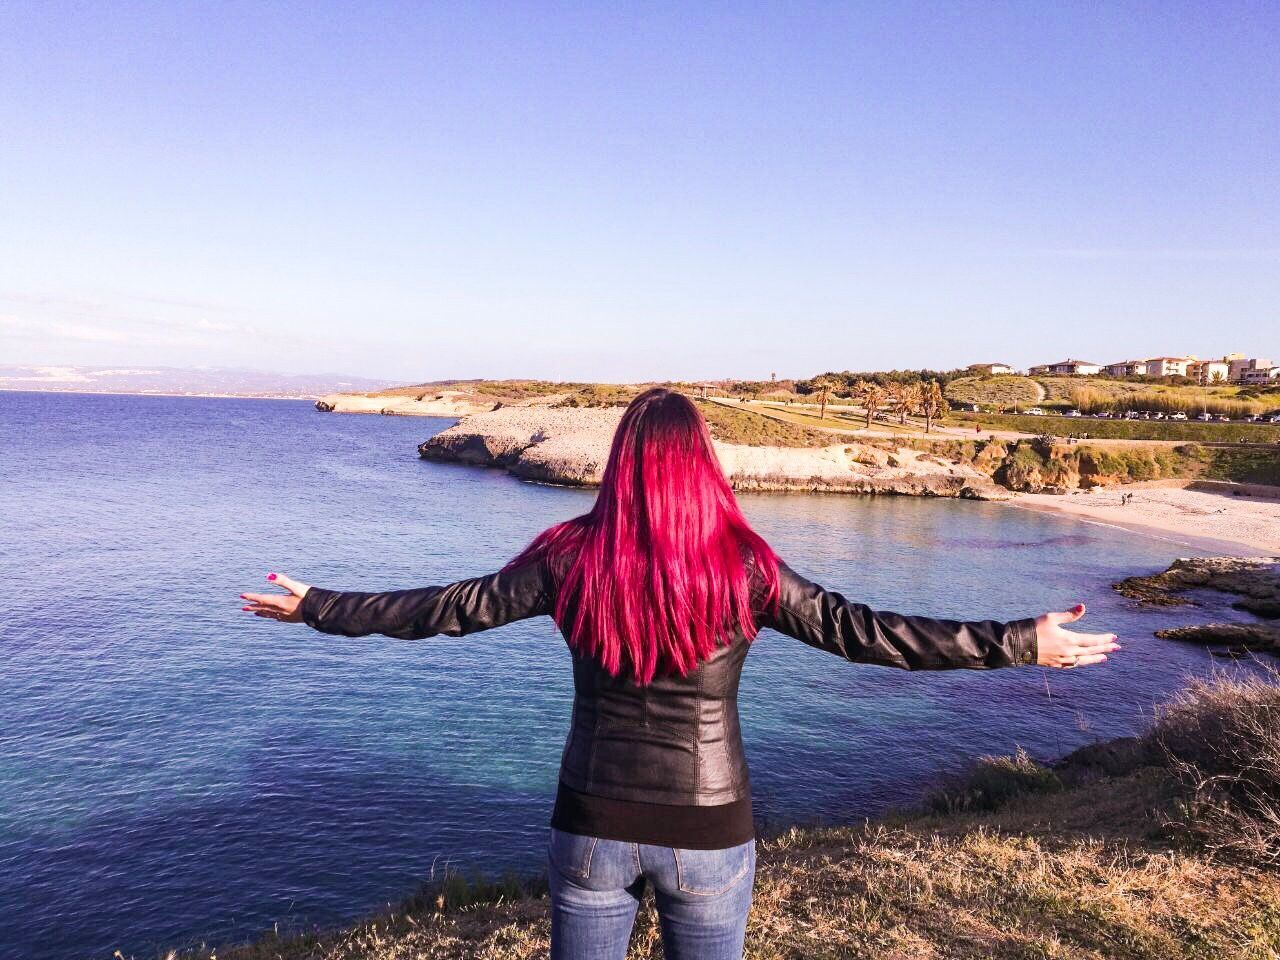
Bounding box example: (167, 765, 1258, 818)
(1115, 556, 1280, 655)
(314, 390, 497, 417)
(417, 406, 1011, 500)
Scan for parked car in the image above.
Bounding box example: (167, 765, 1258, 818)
(1269, 415, 1280, 423)
(1170, 412, 1188, 420)
(1216, 415, 1232, 422)
(1196, 412, 1213, 421)
(1025, 407, 1046, 416)
(1065, 409, 1082, 417)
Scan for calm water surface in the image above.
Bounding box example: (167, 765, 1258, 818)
(0, 392, 1256, 958)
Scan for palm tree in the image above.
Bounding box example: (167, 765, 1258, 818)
(855, 379, 886, 429)
(918, 379, 946, 434)
(886, 381, 918, 426)
(811, 377, 836, 420)
(902, 382, 923, 426)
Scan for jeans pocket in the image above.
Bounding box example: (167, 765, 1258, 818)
(673, 840, 754, 896)
(548, 828, 599, 880)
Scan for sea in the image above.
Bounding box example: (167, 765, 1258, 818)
(0, 390, 1258, 959)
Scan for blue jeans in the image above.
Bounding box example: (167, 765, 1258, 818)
(547, 828, 756, 960)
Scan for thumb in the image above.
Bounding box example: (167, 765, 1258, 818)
(267, 572, 310, 598)
(1050, 603, 1086, 626)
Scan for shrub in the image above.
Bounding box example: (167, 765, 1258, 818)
(926, 747, 1062, 814)
(1069, 385, 1112, 414)
(1111, 391, 1265, 419)
(1147, 667, 1280, 864)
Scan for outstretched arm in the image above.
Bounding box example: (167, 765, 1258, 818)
(761, 562, 1118, 671)
(240, 561, 554, 639)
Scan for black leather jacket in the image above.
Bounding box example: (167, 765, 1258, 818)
(301, 560, 1038, 807)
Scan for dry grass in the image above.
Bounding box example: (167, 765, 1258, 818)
(945, 375, 1043, 408)
(695, 400, 838, 448)
(164, 675, 1280, 960)
(1149, 669, 1280, 864)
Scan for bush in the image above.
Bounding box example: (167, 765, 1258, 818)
(926, 747, 1062, 814)
(1147, 667, 1280, 863)
(1113, 391, 1264, 419)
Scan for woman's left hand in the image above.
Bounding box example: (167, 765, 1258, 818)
(1033, 602, 1119, 669)
(241, 572, 311, 623)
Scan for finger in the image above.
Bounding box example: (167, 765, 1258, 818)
(242, 594, 290, 611)
(1049, 603, 1086, 625)
(1072, 653, 1109, 667)
(1068, 633, 1120, 653)
(267, 572, 309, 597)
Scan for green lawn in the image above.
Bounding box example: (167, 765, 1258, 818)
(949, 410, 1280, 443)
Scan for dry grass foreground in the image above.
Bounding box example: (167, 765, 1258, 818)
(168, 673, 1280, 960)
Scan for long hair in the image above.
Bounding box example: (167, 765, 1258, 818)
(506, 388, 780, 684)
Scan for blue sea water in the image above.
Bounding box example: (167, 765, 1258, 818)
(0, 391, 1258, 959)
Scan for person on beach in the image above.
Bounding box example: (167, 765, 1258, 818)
(241, 387, 1120, 960)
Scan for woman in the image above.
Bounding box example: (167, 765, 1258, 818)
(241, 388, 1119, 960)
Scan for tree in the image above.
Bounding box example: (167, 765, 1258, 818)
(855, 379, 886, 429)
(905, 382, 925, 425)
(918, 379, 946, 433)
(886, 381, 918, 426)
(811, 377, 836, 420)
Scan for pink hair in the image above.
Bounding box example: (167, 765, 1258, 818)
(507, 388, 780, 684)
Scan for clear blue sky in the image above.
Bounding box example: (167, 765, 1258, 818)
(1, 1, 1276, 383)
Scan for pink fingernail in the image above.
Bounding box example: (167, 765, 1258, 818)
(242, 606, 251, 611)
(267, 573, 277, 581)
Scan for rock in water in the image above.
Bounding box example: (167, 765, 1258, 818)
(1114, 556, 1280, 607)
(1155, 623, 1280, 655)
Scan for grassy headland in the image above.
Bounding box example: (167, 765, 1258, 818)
(318, 378, 1280, 490)
(163, 670, 1280, 960)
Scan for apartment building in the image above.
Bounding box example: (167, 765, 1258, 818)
(1239, 366, 1280, 385)
(1103, 360, 1147, 377)
(1142, 356, 1193, 377)
(1045, 359, 1102, 375)
(967, 362, 1015, 375)
(1229, 357, 1274, 382)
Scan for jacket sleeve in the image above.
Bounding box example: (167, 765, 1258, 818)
(760, 562, 1038, 670)
(298, 559, 554, 640)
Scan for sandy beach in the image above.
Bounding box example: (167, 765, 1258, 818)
(1013, 483, 1280, 556)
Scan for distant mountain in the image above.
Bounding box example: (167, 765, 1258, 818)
(0, 364, 397, 398)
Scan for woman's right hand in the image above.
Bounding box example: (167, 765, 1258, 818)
(1034, 603, 1119, 669)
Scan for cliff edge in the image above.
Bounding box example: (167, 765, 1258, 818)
(418, 406, 1011, 500)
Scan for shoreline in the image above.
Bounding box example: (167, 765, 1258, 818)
(1010, 485, 1280, 556)
(0, 387, 317, 401)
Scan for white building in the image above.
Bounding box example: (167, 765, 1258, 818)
(1142, 356, 1194, 377)
(1239, 366, 1279, 385)
(1045, 359, 1102, 376)
(1103, 360, 1147, 378)
(1230, 357, 1275, 382)
(1187, 359, 1230, 384)
(967, 362, 1015, 375)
